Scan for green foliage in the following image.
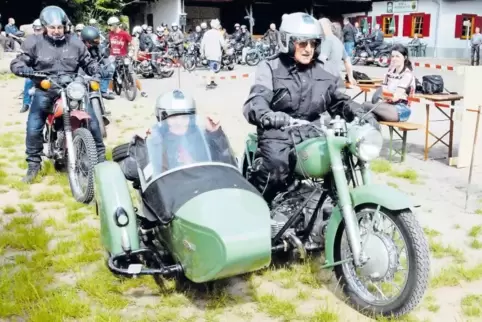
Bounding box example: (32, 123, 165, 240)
(61, 0, 128, 25)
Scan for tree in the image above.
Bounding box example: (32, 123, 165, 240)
(73, 0, 126, 23)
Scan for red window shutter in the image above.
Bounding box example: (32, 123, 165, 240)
(422, 14, 431, 37)
(376, 16, 382, 27)
(368, 16, 373, 33)
(475, 16, 482, 29)
(394, 15, 400, 36)
(455, 15, 463, 38)
(403, 15, 412, 37)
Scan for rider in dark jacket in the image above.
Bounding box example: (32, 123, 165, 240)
(242, 12, 379, 203)
(366, 24, 384, 57)
(10, 6, 105, 183)
(263, 23, 280, 55)
(139, 25, 154, 52)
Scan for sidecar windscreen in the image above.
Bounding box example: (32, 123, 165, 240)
(138, 115, 258, 224)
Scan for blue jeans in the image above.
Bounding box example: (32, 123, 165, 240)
(100, 62, 115, 93)
(396, 103, 412, 122)
(208, 60, 220, 73)
(344, 42, 355, 57)
(26, 89, 105, 164)
(23, 78, 34, 106)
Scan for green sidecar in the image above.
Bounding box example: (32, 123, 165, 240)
(95, 115, 272, 283)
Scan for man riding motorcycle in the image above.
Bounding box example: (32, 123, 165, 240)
(10, 6, 105, 183)
(232, 23, 242, 42)
(20, 19, 44, 113)
(107, 16, 132, 94)
(242, 12, 379, 203)
(190, 26, 202, 43)
(168, 22, 184, 58)
(365, 23, 384, 58)
(139, 24, 154, 52)
(81, 26, 115, 101)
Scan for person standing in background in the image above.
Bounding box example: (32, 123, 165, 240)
(470, 27, 482, 66)
(342, 18, 356, 58)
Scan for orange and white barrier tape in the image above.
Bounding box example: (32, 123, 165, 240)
(413, 62, 456, 71)
(201, 73, 253, 81)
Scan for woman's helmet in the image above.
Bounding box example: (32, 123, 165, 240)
(81, 26, 100, 45)
(107, 16, 120, 26)
(278, 12, 322, 56)
(75, 23, 84, 32)
(39, 6, 68, 28)
(155, 90, 196, 121)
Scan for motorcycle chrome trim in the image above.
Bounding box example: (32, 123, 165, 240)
(62, 92, 76, 172)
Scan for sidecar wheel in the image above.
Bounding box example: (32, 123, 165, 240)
(333, 207, 430, 318)
(112, 143, 130, 162)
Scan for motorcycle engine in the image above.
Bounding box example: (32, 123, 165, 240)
(139, 60, 152, 74)
(360, 52, 369, 58)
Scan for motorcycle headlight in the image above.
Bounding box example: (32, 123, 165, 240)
(348, 123, 383, 161)
(66, 82, 86, 101)
(124, 58, 130, 65)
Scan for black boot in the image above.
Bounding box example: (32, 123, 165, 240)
(20, 104, 29, 113)
(22, 162, 41, 183)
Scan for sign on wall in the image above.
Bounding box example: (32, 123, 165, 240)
(387, 1, 418, 14)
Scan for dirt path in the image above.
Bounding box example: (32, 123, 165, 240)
(0, 69, 481, 322)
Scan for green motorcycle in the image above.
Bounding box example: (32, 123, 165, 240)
(94, 113, 429, 319)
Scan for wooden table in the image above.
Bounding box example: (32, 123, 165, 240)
(346, 81, 382, 102)
(413, 93, 464, 161)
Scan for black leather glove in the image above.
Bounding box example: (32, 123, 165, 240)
(261, 111, 290, 129)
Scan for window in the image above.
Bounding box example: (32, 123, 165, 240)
(377, 15, 398, 37)
(412, 15, 423, 37)
(403, 14, 430, 38)
(455, 14, 478, 39)
(461, 16, 475, 39)
(147, 13, 153, 28)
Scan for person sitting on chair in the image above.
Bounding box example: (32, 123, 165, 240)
(362, 44, 415, 122)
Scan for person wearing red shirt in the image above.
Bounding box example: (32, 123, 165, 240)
(107, 16, 132, 57)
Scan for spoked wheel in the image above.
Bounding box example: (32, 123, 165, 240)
(91, 98, 106, 138)
(68, 128, 98, 204)
(377, 54, 391, 68)
(123, 72, 137, 101)
(113, 76, 122, 96)
(333, 206, 430, 318)
(183, 55, 196, 72)
(246, 51, 261, 66)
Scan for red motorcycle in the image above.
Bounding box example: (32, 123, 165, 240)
(132, 51, 175, 79)
(31, 72, 100, 204)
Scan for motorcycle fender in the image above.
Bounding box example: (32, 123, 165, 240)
(238, 133, 258, 172)
(323, 184, 415, 268)
(70, 109, 91, 121)
(94, 161, 140, 256)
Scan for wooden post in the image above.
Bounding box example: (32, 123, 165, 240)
(456, 66, 482, 168)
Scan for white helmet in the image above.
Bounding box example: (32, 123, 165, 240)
(107, 16, 120, 26)
(278, 12, 322, 54)
(141, 24, 148, 30)
(32, 19, 42, 29)
(89, 18, 97, 25)
(200, 22, 207, 29)
(195, 25, 201, 32)
(172, 22, 178, 29)
(133, 25, 142, 35)
(75, 23, 84, 32)
(156, 26, 164, 33)
(155, 90, 196, 121)
(210, 19, 220, 29)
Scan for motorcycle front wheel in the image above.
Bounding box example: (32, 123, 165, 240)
(91, 98, 106, 138)
(377, 53, 391, 68)
(246, 51, 260, 66)
(113, 77, 122, 96)
(333, 206, 429, 318)
(183, 55, 197, 72)
(123, 72, 137, 101)
(68, 128, 98, 204)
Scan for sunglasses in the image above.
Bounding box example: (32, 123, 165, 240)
(295, 40, 319, 49)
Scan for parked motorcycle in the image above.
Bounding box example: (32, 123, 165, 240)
(112, 56, 137, 101)
(93, 109, 429, 318)
(245, 39, 271, 66)
(133, 51, 175, 79)
(29, 72, 100, 204)
(351, 39, 392, 68)
(182, 42, 203, 72)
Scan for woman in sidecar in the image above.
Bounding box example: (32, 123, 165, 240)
(95, 90, 272, 282)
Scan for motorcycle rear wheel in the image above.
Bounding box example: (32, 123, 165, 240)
(333, 207, 429, 318)
(68, 128, 98, 204)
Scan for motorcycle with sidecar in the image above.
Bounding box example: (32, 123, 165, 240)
(94, 112, 429, 318)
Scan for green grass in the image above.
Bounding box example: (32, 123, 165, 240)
(430, 263, 482, 288)
(428, 239, 465, 263)
(468, 225, 482, 238)
(18, 203, 35, 214)
(370, 159, 392, 173)
(0, 223, 50, 252)
(469, 239, 482, 249)
(389, 168, 420, 184)
(33, 190, 65, 202)
(2, 205, 16, 214)
(461, 294, 482, 317)
(255, 293, 298, 321)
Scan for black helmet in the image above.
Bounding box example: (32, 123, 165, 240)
(39, 6, 68, 27)
(81, 26, 100, 45)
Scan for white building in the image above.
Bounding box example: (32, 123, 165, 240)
(346, 0, 482, 58)
(126, 0, 482, 58)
